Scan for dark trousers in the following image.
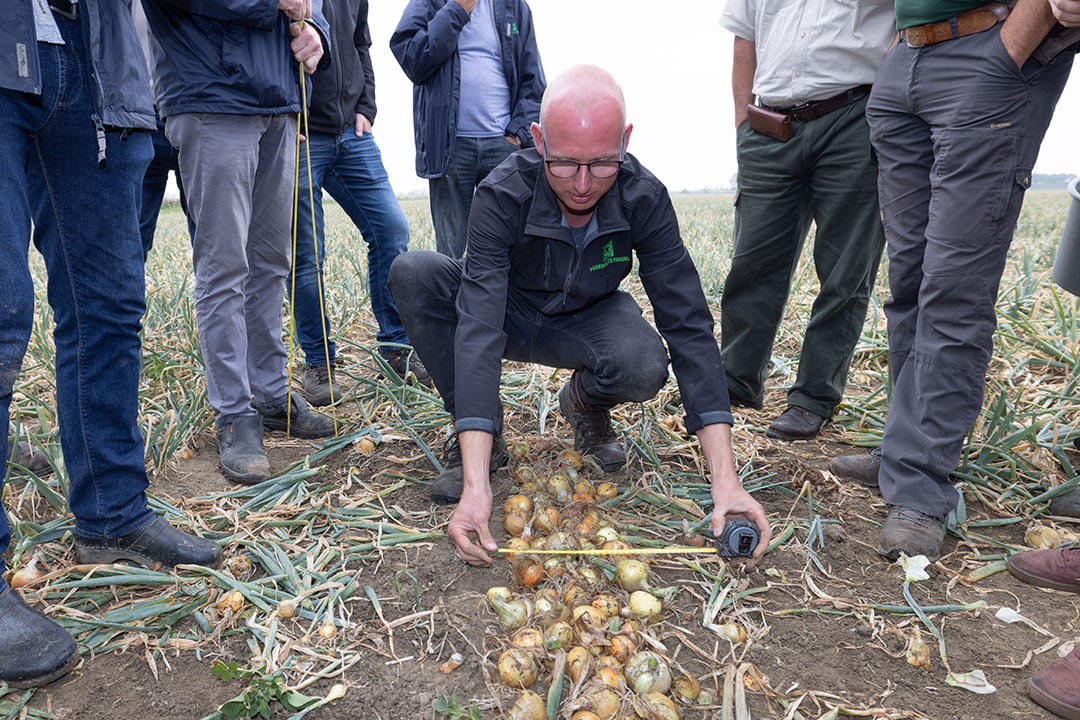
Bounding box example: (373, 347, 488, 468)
(721, 96, 885, 418)
(389, 251, 669, 425)
(866, 25, 1072, 517)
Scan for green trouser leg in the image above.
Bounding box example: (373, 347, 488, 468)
(721, 98, 884, 418)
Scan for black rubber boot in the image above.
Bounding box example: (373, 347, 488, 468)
(75, 516, 223, 570)
(217, 414, 271, 484)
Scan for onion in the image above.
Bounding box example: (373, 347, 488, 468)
(639, 692, 681, 720)
(490, 596, 532, 632)
(547, 473, 573, 503)
(355, 437, 377, 454)
(571, 712, 602, 720)
(573, 604, 606, 628)
(487, 586, 513, 605)
(216, 589, 245, 613)
(595, 482, 619, 501)
(596, 654, 622, 670)
(543, 557, 566, 581)
(608, 633, 637, 663)
(558, 448, 584, 469)
(715, 622, 747, 643)
(595, 526, 621, 543)
(544, 620, 575, 650)
(511, 627, 546, 653)
(591, 593, 621, 619)
(575, 509, 601, 536)
(276, 598, 297, 619)
(514, 465, 538, 485)
(513, 556, 545, 590)
(505, 690, 546, 720)
(318, 617, 337, 639)
(624, 591, 662, 622)
(544, 531, 574, 551)
(503, 494, 534, 516)
(614, 559, 650, 592)
(576, 565, 602, 586)
(563, 583, 590, 608)
(567, 646, 590, 684)
(533, 506, 560, 535)
(225, 555, 252, 575)
(624, 651, 672, 695)
(673, 673, 702, 703)
(498, 647, 539, 688)
(504, 537, 533, 559)
(9, 555, 43, 589)
(504, 510, 531, 538)
(510, 441, 531, 460)
(600, 540, 631, 560)
(574, 685, 620, 719)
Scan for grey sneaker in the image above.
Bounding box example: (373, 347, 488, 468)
(557, 376, 625, 472)
(382, 349, 433, 388)
(878, 505, 946, 561)
(301, 364, 342, 407)
(6, 440, 53, 477)
(430, 432, 509, 505)
(1049, 487, 1080, 518)
(257, 392, 334, 439)
(828, 447, 882, 488)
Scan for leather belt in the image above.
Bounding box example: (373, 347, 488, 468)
(49, 0, 78, 20)
(763, 85, 872, 124)
(900, 2, 1009, 48)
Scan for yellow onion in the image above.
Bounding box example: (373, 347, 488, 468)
(595, 482, 618, 501)
(614, 559, 650, 592)
(505, 690, 546, 720)
(504, 510, 531, 538)
(216, 589, 245, 613)
(637, 692, 681, 720)
(672, 673, 702, 703)
(9, 555, 43, 589)
(571, 712, 602, 720)
(498, 647, 539, 688)
(575, 509, 602, 536)
(608, 633, 637, 663)
(567, 646, 591, 684)
(600, 540, 631, 560)
(318, 617, 337, 639)
(511, 627, 547, 653)
(595, 526, 621, 543)
(437, 652, 464, 673)
(714, 622, 747, 643)
(573, 604, 606, 628)
(591, 593, 621, 619)
(573, 685, 620, 720)
(490, 596, 533, 632)
(510, 441, 531, 460)
(906, 628, 931, 669)
(563, 583, 590, 608)
(596, 655, 622, 670)
(595, 666, 626, 689)
(544, 531, 575, 552)
(355, 437, 377, 454)
(487, 586, 513, 606)
(513, 556, 545, 590)
(226, 555, 253, 575)
(624, 591, 662, 622)
(558, 448, 584, 469)
(547, 474, 573, 503)
(576, 565, 602, 586)
(533, 506, 560, 535)
(513, 465, 538, 485)
(543, 557, 566, 581)
(504, 537, 533, 558)
(544, 620, 575, 650)
(1026, 524, 1067, 549)
(276, 598, 297, 619)
(503, 494, 533, 516)
(624, 651, 672, 695)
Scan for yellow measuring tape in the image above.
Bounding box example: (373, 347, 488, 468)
(496, 546, 718, 556)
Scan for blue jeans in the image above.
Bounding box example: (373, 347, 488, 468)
(428, 135, 516, 259)
(139, 116, 193, 259)
(0, 18, 156, 578)
(293, 130, 411, 365)
(389, 251, 669, 429)
(866, 26, 1072, 517)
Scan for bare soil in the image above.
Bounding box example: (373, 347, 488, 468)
(14, 389, 1078, 720)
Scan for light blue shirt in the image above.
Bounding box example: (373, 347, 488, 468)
(457, 0, 511, 138)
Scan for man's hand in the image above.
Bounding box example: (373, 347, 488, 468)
(1051, 0, 1080, 26)
(455, 0, 478, 12)
(1000, 0, 1059, 67)
(505, 134, 521, 147)
(278, 0, 310, 22)
(448, 483, 497, 566)
(289, 22, 323, 74)
(355, 114, 372, 137)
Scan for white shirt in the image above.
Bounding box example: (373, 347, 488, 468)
(720, 0, 896, 107)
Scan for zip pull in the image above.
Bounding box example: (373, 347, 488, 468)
(92, 113, 106, 167)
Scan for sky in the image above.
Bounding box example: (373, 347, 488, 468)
(362, 0, 1080, 196)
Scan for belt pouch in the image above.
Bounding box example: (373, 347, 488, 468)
(747, 104, 792, 142)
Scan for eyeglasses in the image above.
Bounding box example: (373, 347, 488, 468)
(543, 158, 623, 179)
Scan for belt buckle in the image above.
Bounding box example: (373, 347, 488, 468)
(49, 0, 78, 20)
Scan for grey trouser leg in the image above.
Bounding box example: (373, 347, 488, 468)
(167, 113, 296, 422)
(866, 26, 1072, 517)
(721, 97, 884, 418)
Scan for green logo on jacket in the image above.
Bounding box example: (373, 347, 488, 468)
(589, 240, 630, 272)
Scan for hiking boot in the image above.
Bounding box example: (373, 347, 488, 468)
(216, 414, 271, 484)
(75, 516, 223, 570)
(301, 363, 342, 407)
(1007, 546, 1080, 593)
(382, 348, 433, 388)
(1049, 487, 1080, 518)
(828, 447, 882, 488)
(258, 392, 334, 439)
(1028, 647, 1080, 720)
(430, 432, 509, 505)
(766, 406, 827, 441)
(557, 378, 625, 472)
(877, 505, 946, 561)
(0, 586, 78, 688)
(6, 440, 54, 477)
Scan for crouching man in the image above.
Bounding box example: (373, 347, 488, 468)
(389, 64, 771, 566)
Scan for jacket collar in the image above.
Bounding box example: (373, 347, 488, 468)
(524, 155, 631, 243)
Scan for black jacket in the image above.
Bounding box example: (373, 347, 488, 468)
(308, 0, 375, 135)
(455, 150, 734, 434)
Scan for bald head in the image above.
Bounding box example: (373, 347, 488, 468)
(538, 64, 627, 131)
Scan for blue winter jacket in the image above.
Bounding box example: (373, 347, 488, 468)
(142, 0, 331, 118)
(390, 0, 545, 179)
(1, 0, 156, 130)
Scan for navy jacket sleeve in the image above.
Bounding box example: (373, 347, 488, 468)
(390, 0, 470, 85)
(355, 0, 376, 122)
(505, 0, 544, 148)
